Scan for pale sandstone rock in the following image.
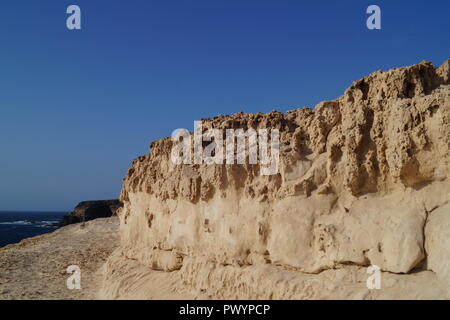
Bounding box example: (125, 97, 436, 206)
(425, 202, 450, 285)
(101, 60, 450, 299)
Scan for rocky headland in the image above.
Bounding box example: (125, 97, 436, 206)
(59, 200, 122, 227)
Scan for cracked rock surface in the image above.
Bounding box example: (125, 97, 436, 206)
(99, 60, 450, 299)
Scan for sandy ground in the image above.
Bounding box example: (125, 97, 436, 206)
(0, 217, 119, 300)
(98, 249, 195, 299)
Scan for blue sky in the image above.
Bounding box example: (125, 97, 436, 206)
(0, 0, 449, 211)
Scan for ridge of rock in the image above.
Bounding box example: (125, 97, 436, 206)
(102, 60, 450, 299)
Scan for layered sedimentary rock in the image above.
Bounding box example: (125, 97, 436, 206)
(60, 200, 123, 226)
(102, 60, 450, 299)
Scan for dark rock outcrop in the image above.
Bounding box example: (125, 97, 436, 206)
(59, 200, 123, 227)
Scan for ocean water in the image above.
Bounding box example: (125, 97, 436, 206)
(0, 211, 66, 248)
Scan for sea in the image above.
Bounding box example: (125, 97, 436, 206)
(0, 211, 66, 248)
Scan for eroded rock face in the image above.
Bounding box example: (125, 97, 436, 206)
(425, 202, 450, 284)
(110, 60, 450, 298)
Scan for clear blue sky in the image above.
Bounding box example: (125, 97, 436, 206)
(0, 0, 449, 211)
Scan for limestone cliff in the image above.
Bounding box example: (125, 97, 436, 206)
(101, 60, 450, 299)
